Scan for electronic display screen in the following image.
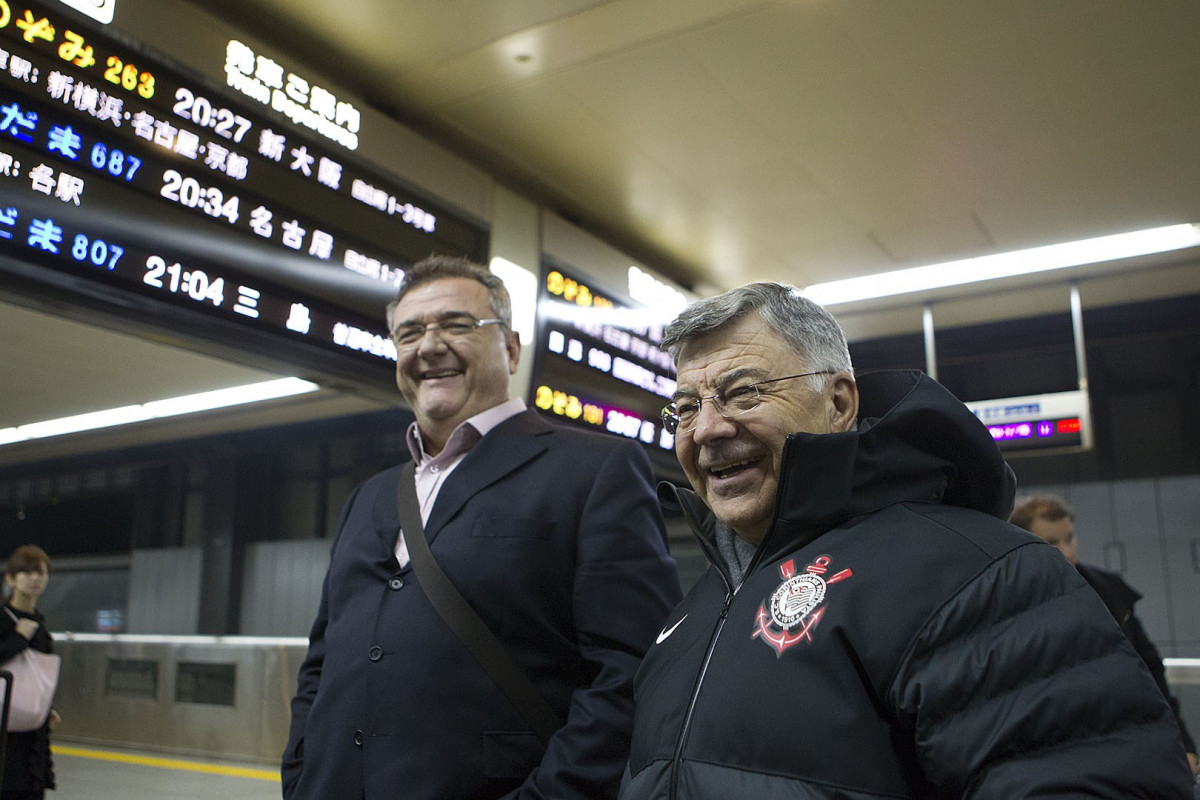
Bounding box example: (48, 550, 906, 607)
(986, 416, 1084, 452)
(0, 0, 487, 390)
(967, 390, 1092, 455)
(529, 259, 684, 479)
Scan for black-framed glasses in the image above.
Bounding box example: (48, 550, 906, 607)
(390, 316, 505, 349)
(661, 370, 834, 434)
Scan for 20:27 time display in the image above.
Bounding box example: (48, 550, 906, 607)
(172, 88, 251, 143)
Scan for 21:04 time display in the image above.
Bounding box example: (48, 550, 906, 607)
(143, 254, 225, 305)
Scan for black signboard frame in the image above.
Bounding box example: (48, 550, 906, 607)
(0, 0, 488, 393)
(528, 255, 684, 482)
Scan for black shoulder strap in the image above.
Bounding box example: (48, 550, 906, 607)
(396, 461, 562, 744)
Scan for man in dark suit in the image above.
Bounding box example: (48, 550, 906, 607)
(282, 255, 682, 799)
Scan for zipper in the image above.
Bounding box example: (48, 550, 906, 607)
(662, 485, 777, 799)
(660, 437, 837, 797)
(667, 588, 733, 800)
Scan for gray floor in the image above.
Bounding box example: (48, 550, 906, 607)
(49, 744, 281, 800)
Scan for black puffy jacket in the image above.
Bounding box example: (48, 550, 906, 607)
(1076, 561, 1197, 754)
(622, 370, 1192, 799)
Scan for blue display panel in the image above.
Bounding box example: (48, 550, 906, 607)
(0, 0, 487, 389)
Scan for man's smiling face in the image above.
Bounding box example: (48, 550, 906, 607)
(391, 277, 519, 453)
(672, 313, 854, 543)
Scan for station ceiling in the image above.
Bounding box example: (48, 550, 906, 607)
(4, 0, 1200, 466)
(201, 0, 1200, 296)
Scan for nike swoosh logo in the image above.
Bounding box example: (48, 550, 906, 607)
(656, 615, 687, 645)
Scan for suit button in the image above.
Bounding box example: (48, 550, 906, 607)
(354, 730, 363, 747)
(389, 577, 404, 590)
(368, 646, 383, 661)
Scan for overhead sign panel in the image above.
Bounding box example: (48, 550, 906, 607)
(530, 260, 684, 479)
(965, 389, 1092, 454)
(54, 0, 113, 24)
(0, 0, 487, 390)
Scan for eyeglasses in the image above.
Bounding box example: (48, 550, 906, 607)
(390, 316, 505, 349)
(661, 370, 834, 434)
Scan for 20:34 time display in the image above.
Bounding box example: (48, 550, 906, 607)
(159, 169, 240, 223)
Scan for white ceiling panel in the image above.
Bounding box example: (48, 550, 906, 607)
(4, 0, 1199, 466)
(186, 0, 1200, 293)
(0, 301, 280, 428)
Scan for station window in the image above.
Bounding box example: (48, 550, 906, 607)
(175, 662, 237, 706)
(105, 659, 159, 700)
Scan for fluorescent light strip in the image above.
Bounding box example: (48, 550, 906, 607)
(0, 377, 320, 446)
(489, 256, 538, 345)
(802, 223, 1200, 306)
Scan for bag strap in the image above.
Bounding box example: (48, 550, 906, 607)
(396, 462, 563, 745)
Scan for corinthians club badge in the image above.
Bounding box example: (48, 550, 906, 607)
(752, 555, 852, 657)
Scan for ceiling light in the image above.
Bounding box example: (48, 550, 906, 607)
(490, 256, 538, 345)
(13, 405, 150, 441)
(802, 223, 1200, 306)
(0, 377, 320, 447)
(628, 265, 689, 319)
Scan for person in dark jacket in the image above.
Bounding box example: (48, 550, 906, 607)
(620, 282, 1193, 798)
(282, 256, 682, 800)
(1, 545, 58, 800)
(1010, 492, 1200, 777)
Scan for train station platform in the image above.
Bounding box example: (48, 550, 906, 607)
(48, 742, 281, 800)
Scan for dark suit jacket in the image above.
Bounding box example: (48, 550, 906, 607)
(282, 409, 682, 799)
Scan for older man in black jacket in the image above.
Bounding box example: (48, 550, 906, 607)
(621, 282, 1193, 798)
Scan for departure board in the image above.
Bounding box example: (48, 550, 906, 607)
(530, 259, 683, 477)
(0, 0, 487, 389)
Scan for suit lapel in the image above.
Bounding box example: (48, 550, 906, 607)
(369, 464, 406, 571)
(423, 410, 554, 543)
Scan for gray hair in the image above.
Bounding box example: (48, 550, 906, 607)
(386, 255, 512, 331)
(661, 282, 853, 388)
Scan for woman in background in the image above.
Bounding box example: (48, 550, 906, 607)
(0, 545, 57, 800)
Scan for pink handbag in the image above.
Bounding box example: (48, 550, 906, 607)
(1, 609, 61, 732)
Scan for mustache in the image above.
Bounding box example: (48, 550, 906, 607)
(697, 442, 765, 471)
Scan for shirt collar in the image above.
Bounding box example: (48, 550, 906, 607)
(406, 397, 527, 464)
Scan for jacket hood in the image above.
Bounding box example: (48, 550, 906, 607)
(662, 370, 1016, 565)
